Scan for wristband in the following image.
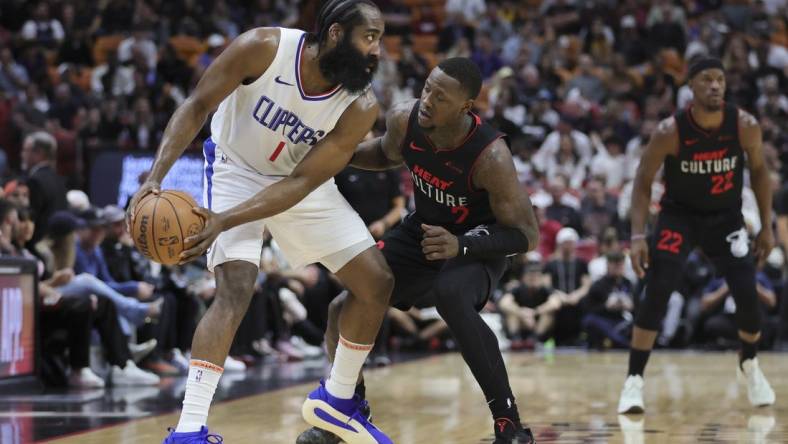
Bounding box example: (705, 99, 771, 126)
(630, 234, 647, 241)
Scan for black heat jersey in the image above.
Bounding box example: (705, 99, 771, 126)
(662, 103, 744, 212)
(401, 101, 502, 234)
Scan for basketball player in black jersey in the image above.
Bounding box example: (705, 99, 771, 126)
(298, 58, 539, 443)
(618, 57, 776, 414)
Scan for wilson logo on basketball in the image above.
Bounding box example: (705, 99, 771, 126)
(136, 215, 151, 257)
(158, 236, 180, 246)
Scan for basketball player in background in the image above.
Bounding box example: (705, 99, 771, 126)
(298, 58, 539, 444)
(618, 57, 776, 414)
(128, 2, 396, 443)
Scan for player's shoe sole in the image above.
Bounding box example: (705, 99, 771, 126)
(302, 381, 391, 444)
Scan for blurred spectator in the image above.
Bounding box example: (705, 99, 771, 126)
(544, 175, 583, 235)
(579, 178, 619, 240)
(498, 261, 563, 346)
(22, 131, 67, 246)
(471, 33, 503, 79)
(581, 251, 634, 349)
(3, 179, 30, 209)
(21, 2, 64, 48)
(0, 47, 30, 98)
(544, 227, 591, 344)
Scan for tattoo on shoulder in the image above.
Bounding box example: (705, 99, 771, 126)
(656, 117, 675, 135)
(739, 109, 758, 128)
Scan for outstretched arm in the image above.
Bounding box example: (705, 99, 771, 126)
(180, 91, 379, 262)
(348, 99, 414, 171)
(740, 110, 774, 265)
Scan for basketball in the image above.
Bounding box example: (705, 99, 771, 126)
(131, 190, 205, 265)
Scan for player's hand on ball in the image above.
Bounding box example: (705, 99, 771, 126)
(630, 238, 649, 278)
(127, 181, 160, 231)
(421, 224, 458, 260)
(180, 207, 225, 264)
(753, 229, 774, 266)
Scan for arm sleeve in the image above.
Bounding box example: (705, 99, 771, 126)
(457, 224, 530, 259)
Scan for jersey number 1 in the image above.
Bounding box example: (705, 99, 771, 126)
(710, 171, 734, 195)
(269, 141, 286, 162)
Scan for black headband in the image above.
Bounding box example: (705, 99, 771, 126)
(687, 57, 724, 81)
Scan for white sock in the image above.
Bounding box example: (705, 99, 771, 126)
(175, 360, 223, 433)
(325, 335, 372, 399)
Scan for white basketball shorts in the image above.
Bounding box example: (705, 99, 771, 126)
(202, 138, 374, 273)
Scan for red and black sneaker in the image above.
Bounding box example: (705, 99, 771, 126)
(492, 417, 535, 444)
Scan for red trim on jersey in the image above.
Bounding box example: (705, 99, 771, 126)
(466, 135, 505, 193)
(295, 34, 343, 101)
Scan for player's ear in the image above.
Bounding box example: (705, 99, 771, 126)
(461, 99, 474, 114)
(328, 23, 343, 45)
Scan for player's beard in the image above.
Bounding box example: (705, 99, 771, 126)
(319, 33, 378, 94)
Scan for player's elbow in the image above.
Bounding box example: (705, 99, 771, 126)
(185, 96, 214, 119)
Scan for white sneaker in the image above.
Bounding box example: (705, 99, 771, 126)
(224, 356, 246, 372)
(68, 367, 105, 389)
(170, 348, 190, 372)
(129, 339, 157, 363)
(738, 358, 775, 407)
(290, 336, 323, 359)
(112, 360, 160, 386)
(618, 375, 645, 414)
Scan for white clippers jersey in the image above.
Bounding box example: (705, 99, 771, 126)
(209, 27, 362, 176)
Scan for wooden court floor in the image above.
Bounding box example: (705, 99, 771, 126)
(47, 352, 788, 443)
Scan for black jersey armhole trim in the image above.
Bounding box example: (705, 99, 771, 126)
(401, 101, 419, 154)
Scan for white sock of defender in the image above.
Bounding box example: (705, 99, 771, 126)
(326, 335, 373, 399)
(175, 360, 223, 433)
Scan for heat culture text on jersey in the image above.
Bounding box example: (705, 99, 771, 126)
(680, 148, 738, 174)
(662, 103, 744, 212)
(251, 95, 326, 146)
(410, 164, 468, 208)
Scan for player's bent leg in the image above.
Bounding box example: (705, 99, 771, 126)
(432, 259, 533, 444)
(302, 248, 393, 444)
(164, 260, 258, 443)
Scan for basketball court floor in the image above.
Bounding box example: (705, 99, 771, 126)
(4, 351, 787, 443)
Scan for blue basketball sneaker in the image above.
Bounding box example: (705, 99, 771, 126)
(301, 380, 392, 444)
(162, 426, 223, 443)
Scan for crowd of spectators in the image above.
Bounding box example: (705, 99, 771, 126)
(0, 0, 786, 388)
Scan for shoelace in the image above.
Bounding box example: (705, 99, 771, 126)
(350, 401, 370, 424)
(206, 433, 223, 443)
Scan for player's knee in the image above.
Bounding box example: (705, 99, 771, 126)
(433, 274, 474, 317)
(213, 261, 258, 319)
(367, 264, 394, 305)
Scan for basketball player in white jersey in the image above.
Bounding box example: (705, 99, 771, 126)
(127, 2, 394, 443)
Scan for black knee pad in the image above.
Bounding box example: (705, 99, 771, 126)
(634, 261, 684, 331)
